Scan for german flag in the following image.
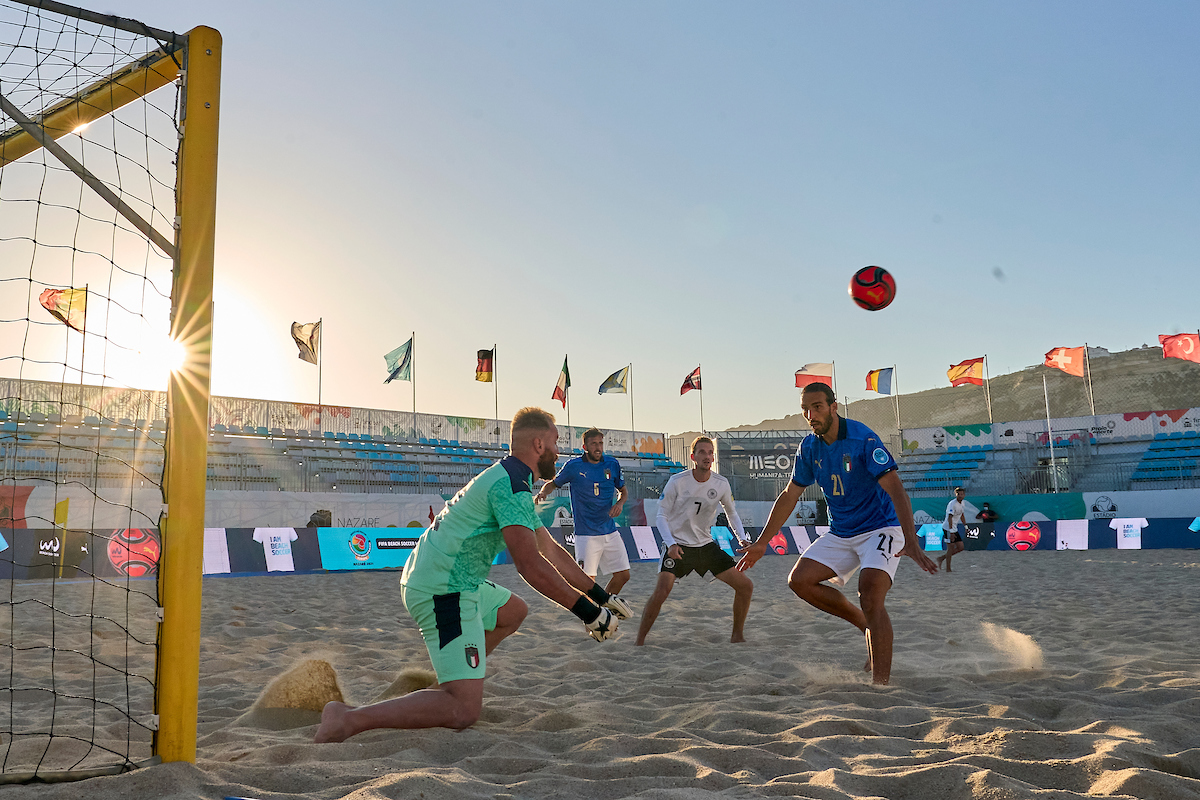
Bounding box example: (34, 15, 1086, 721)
(476, 349, 494, 382)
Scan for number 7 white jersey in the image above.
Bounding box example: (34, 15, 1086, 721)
(655, 470, 745, 548)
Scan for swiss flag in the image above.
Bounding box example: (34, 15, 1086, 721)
(1044, 347, 1085, 377)
(1159, 333, 1200, 363)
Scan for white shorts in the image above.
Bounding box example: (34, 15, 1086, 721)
(802, 526, 903, 587)
(574, 531, 630, 576)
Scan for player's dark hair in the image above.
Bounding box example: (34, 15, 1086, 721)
(582, 427, 604, 444)
(512, 407, 557, 435)
(801, 382, 836, 404)
(690, 435, 714, 454)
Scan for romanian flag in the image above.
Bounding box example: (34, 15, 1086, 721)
(794, 363, 833, 389)
(39, 287, 87, 332)
(552, 357, 570, 407)
(947, 357, 984, 386)
(1160, 333, 1200, 364)
(290, 321, 320, 365)
(1044, 346, 1085, 377)
(680, 366, 702, 395)
(475, 348, 494, 382)
(865, 367, 893, 394)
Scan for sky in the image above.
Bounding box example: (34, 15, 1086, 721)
(17, 1, 1200, 435)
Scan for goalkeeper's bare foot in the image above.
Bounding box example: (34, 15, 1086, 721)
(314, 701, 352, 743)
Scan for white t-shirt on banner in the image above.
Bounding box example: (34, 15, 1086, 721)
(203, 528, 231, 574)
(1109, 518, 1148, 550)
(253, 527, 299, 572)
(1056, 519, 1089, 551)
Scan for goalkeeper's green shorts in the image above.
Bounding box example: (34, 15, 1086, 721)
(402, 580, 512, 684)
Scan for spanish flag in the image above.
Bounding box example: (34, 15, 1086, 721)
(865, 367, 893, 394)
(475, 349, 494, 382)
(947, 357, 985, 387)
(39, 287, 87, 332)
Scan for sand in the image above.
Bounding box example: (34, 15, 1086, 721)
(3, 549, 1200, 799)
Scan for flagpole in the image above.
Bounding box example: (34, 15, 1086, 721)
(831, 360, 837, 396)
(982, 354, 993, 424)
(628, 362, 636, 452)
(1083, 342, 1096, 417)
(493, 343, 499, 447)
(698, 363, 705, 433)
(317, 317, 323, 434)
(1043, 374, 1059, 493)
(411, 331, 416, 440)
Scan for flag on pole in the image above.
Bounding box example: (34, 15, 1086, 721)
(39, 287, 87, 332)
(383, 338, 413, 383)
(865, 367, 893, 394)
(1159, 333, 1200, 364)
(599, 366, 629, 394)
(680, 366, 702, 395)
(1044, 346, 1085, 377)
(552, 357, 570, 407)
(290, 321, 320, 365)
(475, 348, 494, 382)
(794, 363, 833, 388)
(947, 357, 984, 386)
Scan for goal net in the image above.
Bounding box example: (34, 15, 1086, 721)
(0, 0, 217, 779)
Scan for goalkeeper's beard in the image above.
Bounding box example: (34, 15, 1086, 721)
(537, 449, 557, 480)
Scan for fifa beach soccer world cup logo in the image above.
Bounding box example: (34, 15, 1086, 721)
(108, 529, 161, 576)
(1006, 521, 1041, 551)
(349, 530, 371, 561)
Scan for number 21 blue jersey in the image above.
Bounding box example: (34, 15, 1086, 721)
(792, 417, 899, 537)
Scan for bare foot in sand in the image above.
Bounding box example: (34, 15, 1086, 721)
(314, 701, 352, 743)
(731, 632, 745, 643)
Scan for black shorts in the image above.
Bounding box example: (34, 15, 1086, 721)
(660, 541, 736, 579)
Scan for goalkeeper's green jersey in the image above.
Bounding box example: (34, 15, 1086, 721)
(400, 456, 542, 595)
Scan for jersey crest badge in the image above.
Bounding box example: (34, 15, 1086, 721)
(604, 469, 611, 480)
(465, 645, 480, 669)
(707, 488, 717, 499)
(843, 454, 852, 473)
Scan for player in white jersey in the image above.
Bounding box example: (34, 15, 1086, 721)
(635, 436, 754, 645)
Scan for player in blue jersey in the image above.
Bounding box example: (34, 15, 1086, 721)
(534, 427, 631, 595)
(737, 382, 937, 684)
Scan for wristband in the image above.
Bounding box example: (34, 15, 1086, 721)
(570, 595, 601, 624)
(585, 583, 611, 606)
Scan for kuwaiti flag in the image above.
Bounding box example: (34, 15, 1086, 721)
(1044, 346, 1085, 377)
(552, 356, 570, 407)
(794, 363, 833, 389)
(1160, 333, 1200, 364)
(680, 366, 702, 395)
(290, 321, 320, 365)
(865, 367, 893, 394)
(39, 287, 87, 332)
(599, 366, 629, 394)
(947, 357, 984, 386)
(383, 338, 412, 383)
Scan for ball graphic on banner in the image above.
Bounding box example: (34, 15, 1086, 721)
(108, 528, 161, 576)
(769, 531, 790, 554)
(849, 265, 896, 311)
(1006, 521, 1041, 551)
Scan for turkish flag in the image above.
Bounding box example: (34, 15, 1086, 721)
(1159, 333, 1200, 363)
(1044, 346, 1085, 377)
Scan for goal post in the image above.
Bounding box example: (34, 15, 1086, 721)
(158, 24, 220, 765)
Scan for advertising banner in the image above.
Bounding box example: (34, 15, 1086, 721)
(317, 528, 418, 570)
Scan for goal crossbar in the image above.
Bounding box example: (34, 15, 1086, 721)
(0, 45, 182, 167)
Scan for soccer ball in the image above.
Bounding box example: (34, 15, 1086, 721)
(849, 266, 896, 311)
(1005, 521, 1041, 551)
(108, 528, 161, 576)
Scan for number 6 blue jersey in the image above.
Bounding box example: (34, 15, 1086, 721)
(792, 417, 899, 538)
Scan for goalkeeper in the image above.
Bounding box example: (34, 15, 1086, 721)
(316, 407, 632, 742)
